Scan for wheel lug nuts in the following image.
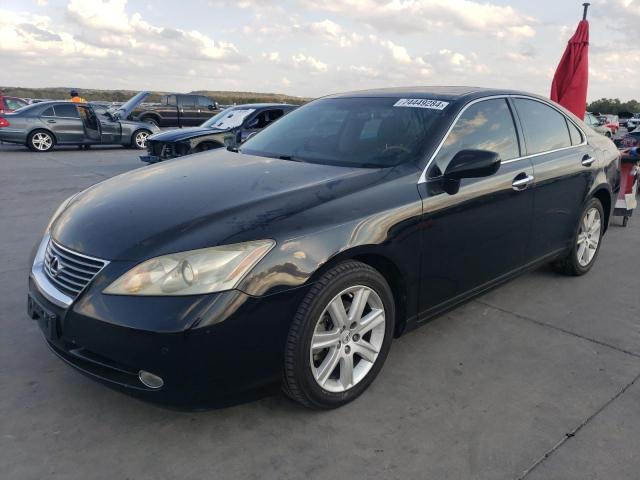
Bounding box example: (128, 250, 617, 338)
(353, 334, 360, 342)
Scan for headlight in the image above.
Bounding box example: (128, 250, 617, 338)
(46, 193, 80, 232)
(103, 240, 275, 296)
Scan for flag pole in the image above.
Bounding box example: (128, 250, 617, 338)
(582, 3, 590, 20)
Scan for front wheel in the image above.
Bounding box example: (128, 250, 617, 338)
(131, 129, 151, 149)
(282, 261, 395, 409)
(552, 198, 605, 276)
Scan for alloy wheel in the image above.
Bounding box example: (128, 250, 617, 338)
(135, 131, 149, 148)
(32, 132, 53, 151)
(310, 285, 385, 393)
(576, 207, 601, 267)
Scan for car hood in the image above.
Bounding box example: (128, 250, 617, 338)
(149, 127, 225, 142)
(51, 150, 385, 261)
(113, 91, 150, 119)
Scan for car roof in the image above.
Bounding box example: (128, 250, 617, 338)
(232, 103, 298, 109)
(324, 86, 544, 103)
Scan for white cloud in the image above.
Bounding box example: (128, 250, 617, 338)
(292, 53, 328, 73)
(305, 0, 536, 38)
(310, 19, 363, 47)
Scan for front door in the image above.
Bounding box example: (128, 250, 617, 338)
(78, 106, 101, 143)
(417, 98, 534, 316)
(511, 98, 594, 259)
(48, 104, 85, 143)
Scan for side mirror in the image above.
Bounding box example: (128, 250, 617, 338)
(441, 149, 501, 195)
(208, 104, 215, 111)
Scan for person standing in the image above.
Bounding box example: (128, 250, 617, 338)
(69, 89, 86, 103)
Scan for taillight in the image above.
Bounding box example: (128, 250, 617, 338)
(0, 117, 10, 128)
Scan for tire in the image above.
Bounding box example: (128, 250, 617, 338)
(131, 129, 151, 149)
(282, 261, 395, 409)
(27, 130, 55, 152)
(141, 117, 159, 128)
(552, 198, 605, 276)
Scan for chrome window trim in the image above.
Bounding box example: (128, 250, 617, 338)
(418, 94, 588, 184)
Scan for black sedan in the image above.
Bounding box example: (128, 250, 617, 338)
(141, 103, 297, 163)
(27, 87, 618, 409)
(0, 92, 159, 152)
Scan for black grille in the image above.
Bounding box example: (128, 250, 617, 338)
(43, 239, 107, 298)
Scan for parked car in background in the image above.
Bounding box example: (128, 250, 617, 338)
(626, 114, 640, 132)
(618, 130, 640, 148)
(0, 91, 159, 152)
(0, 94, 28, 113)
(602, 114, 619, 135)
(28, 87, 618, 409)
(618, 111, 633, 128)
(585, 112, 612, 137)
(132, 93, 219, 128)
(142, 103, 297, 163)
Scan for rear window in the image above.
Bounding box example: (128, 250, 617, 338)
(54, 104, 80, 118)
(241, 97, 443, 168)
(514, 99, 571, 154)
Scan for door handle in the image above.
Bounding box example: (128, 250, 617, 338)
(512, 173, 534, 191)
(581, 155, 595, 167)
(46, 119, 56, 124)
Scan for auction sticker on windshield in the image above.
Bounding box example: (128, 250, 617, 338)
(393, 99, 449, 110)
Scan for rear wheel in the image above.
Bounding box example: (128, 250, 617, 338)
(552, 198, 604, 276)
(282, 261, 395, 409)
(131, 129, 151, 149)
(27, 130, 55, 152)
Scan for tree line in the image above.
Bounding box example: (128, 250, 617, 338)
(587, 98, 640, 115)
(1, 87, 310, 106)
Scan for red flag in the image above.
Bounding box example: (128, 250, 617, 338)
(550, 19, 589, 120)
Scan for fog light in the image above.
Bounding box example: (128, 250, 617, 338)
(138, 370, 164, 389)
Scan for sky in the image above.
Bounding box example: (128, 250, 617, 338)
(0, 0, 637, 101)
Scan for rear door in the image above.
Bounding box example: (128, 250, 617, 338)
(418, 98, 535, 314)
(44, 104, 85, 143)
(512, 98, 593, 260)
(177, 95, 199, 126)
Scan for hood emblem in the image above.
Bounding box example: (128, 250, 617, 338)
(49, 256, 62, 277)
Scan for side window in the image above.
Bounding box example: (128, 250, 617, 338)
(165, 95, 177, 106)
(265, 109, 284, 125)
(198, 96, 212, 107)
(514, 99, 571, 154)
(41, 106, 55, 117)
(54, 104, 80, 118)
(567, 120, 583, 146)
(180, 95, 195, 108)
(431, 98, 519, 175)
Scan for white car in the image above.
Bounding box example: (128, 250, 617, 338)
(627, 115, 640, 131)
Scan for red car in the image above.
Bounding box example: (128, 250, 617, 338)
(0, 94, 28, 113)
(602, 114, 619, 135)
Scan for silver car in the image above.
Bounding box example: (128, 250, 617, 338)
(584, 112, 612, 138)
(0, 91, 159, 152)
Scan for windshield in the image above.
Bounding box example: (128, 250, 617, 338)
(202, 107, 255, 129)
(240, 97, 443, 167)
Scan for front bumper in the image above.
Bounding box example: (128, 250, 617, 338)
(28, 243, 310, 408)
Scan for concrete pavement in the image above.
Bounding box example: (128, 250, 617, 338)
(0, 143, 638, 479)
